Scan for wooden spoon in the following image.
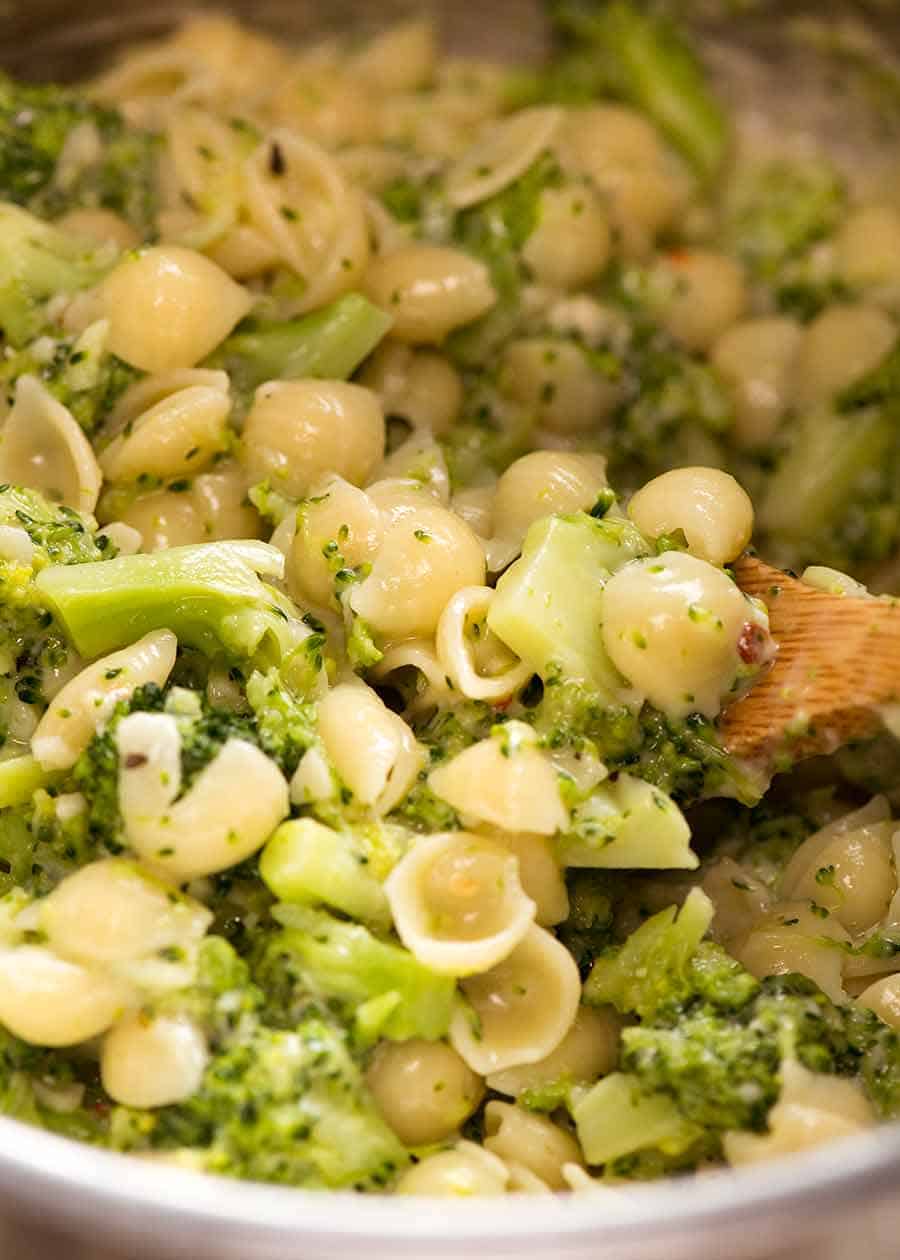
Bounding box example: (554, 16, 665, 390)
(720, 555, 900, 775)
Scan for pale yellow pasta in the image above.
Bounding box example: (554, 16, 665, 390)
(487, 1005, 622, 1098)
(107, 488, 208, 551)
(858, 974, 900, 1029)
(710, 317, 803, 449)
(157, 106, 245, 248)
(484, 1102, 583, 1190)
(101, 1013, 209, 1109)
(243, 131, 370, 312)
(289, 746, 336, 808)
(55, 208, 140, 250)
(793, 304, 897, 411)
(375, 431, 451, 504)
(488, 832, 569, 928)
(365, 1039, 484, 1146)
(91, 47, 214, 127)
(732, 901, 849, 1005)
(648, 251, 747, 353)
(499, 339, 622, 435)
(369, 638, 455, 717)
(365, 477, 446, 529)
(364, 244, 496, 344)
(350, 505, 486, 641)
(0, 946, 132, 1047)
(105, 369, 231, 438)
(0, 525, 34, 567)
(724, 1060, 875, 1167)
(444, 107, 564, 210)
(352, 20, 436, 92)
(97, 521, 143, 556)
(289, 475, 383, 609)
(780, 813, 895, 936)
(451, 484, 495, 541)
(99, 384, 231, 483)
(601, 551, 764, 719)
(558, 105, 682, 256)
(436, 587, 533, 703)
(488, 451, 609, 565)
(205, 223, 282, 280)
(836, 205, 900, 289)
(40, 859, 211, 970)
(0, 375, 102, 514)
(626, 467, 754, 566)
(428, 722, 568, 837)
(359, 342, 463, 436)
(522, 182, 611, 292)
(191, 460, 261, 541)
(394, 1140, 510, 1196)
(31, 630, 177, 771)
(116, 711, 290, 881)
(701, 856, 772, 946)
(100, 246, 252, 373)
(384, 831, 536, 976)
(268, 64, 379, 150)
(317, 683, 423, 815)
(241, 380, 385, 499)
(451, 925, 581, 1075)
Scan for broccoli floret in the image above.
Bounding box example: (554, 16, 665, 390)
(244, 668, 317, 777)
(0, 1025, 108, 1143)
(0, 73, 158, 232)
(721, 158, 847, 279)
(555, 869, 617, 977)
(0, 204, 119, 347)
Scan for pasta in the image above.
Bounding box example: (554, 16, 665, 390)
(0, 2, 899, 1200)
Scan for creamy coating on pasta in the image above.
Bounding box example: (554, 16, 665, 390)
(0, 3, 897, 1197)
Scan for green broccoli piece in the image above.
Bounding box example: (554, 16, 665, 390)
(0, 1026, 108, 1144)
(206, 293, 393, 414)
(721, 158, 847, 279)
(35, 540, 318, 685)
(0, 204, 118, 347)
(547, 0, 729, 181)
(116, 1016, 408, 1189)
(255, 904, 456, 1045)
(0, 73, 158, 231)
(555, 870, 617, 977)
(244, 668, 317, 777)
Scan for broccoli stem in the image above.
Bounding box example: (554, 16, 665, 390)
(207, 293, 393, 407)
(551, 0, 729, 182)
(0, 756, 57, 808)
(34, 540, 305, 666)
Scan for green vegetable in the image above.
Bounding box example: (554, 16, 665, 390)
(260, 819, 391, 929)
(487, 512, 650, 696)
(0, 204, 117, 346)
(571, 1071, 703, 1165)
(258, 904, 455, 1044)
(555, 870, 617, 977)
(245, 668, 318, 776)
(0, 756, 56, 808)
(0, 73, 158, 231)
(207, 293, 393, 412)
(35, 540, 313, 674)
(549, 0, 729, 181)
(560, 772, 695, 869)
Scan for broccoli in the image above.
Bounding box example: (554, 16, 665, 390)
(555, 869, 617, 977)
(0, 73, 158, 232)
(206, 292, 393, 415)
(721, 158, 847, 280)
(0, 204, 120, 347)
(244, 668, 317, 777)
(545, 0, 729, 182)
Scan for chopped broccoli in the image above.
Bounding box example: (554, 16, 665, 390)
(547, 0, 729, 181)
(0, 73, 158, 231)
(0, 204, 118, 347)
(206, 293, 393, 415)
(555, 870, 617, 977)
(245, 668, 317, 777)
(116, 1016, 408, 1189)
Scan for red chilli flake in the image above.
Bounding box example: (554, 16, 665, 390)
(737, 621, 768, 665)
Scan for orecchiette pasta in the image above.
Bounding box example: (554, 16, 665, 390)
(646, 250, 747, 352)
(450, 925, 581, 1075)
(486, 1005, 622, 1098)
(483, 1102, 583, 1189)
(0, 376, 102, 514)
(288, 474, 384, 609)
(489, 451, 609, 565)
(241, 380, 385, 499)
(443, 107, 564, 210)
(350, 505, 486, 641)
(365, 1038, 484, 1146)
(701, 856, 772, 946)
(384, 831, 536, 976)
(31, 630, 177, 771)
(522, 183, 611, 292)
(363, 245, 497, 344)
(499, 339, 622, 436)
(626, 467, 754, 567)
(858, 974, 900, 1030)
(116, 711, 290, 880)
(710, 317, 802, 449)
(100, 246, 253, 372)
(793, 304, 897, 411)
(394, 1140, 510, 1196)
(487, 831, 569, 927)
(99, 383, 231, 483)
(428, 722, 568, 837)
(732, 901, 850, 1005)
(317, 683, 423, 815)
(368, 638, 455, 716)
(436, 586, 533, 703)
(601, 551, 768, 719)
(835, 205, 900, 289)
(359, 342, 463, 436)
(244, 131, 370, 312)
(101, 1013, 209, 1109)
(0, 946, 132, 1047)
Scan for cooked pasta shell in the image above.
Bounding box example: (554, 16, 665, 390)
(436, 586, 533, 703)
(0, 376, 102, 514)
(102, 1013, 209, 1108)
(450, 924, 581, 1075)
(444, 107, 564, 209)
(99, 384, 231, 483)
(317, 683, 423, 815)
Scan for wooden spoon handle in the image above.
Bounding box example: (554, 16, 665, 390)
(720, 556, 900, 769)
